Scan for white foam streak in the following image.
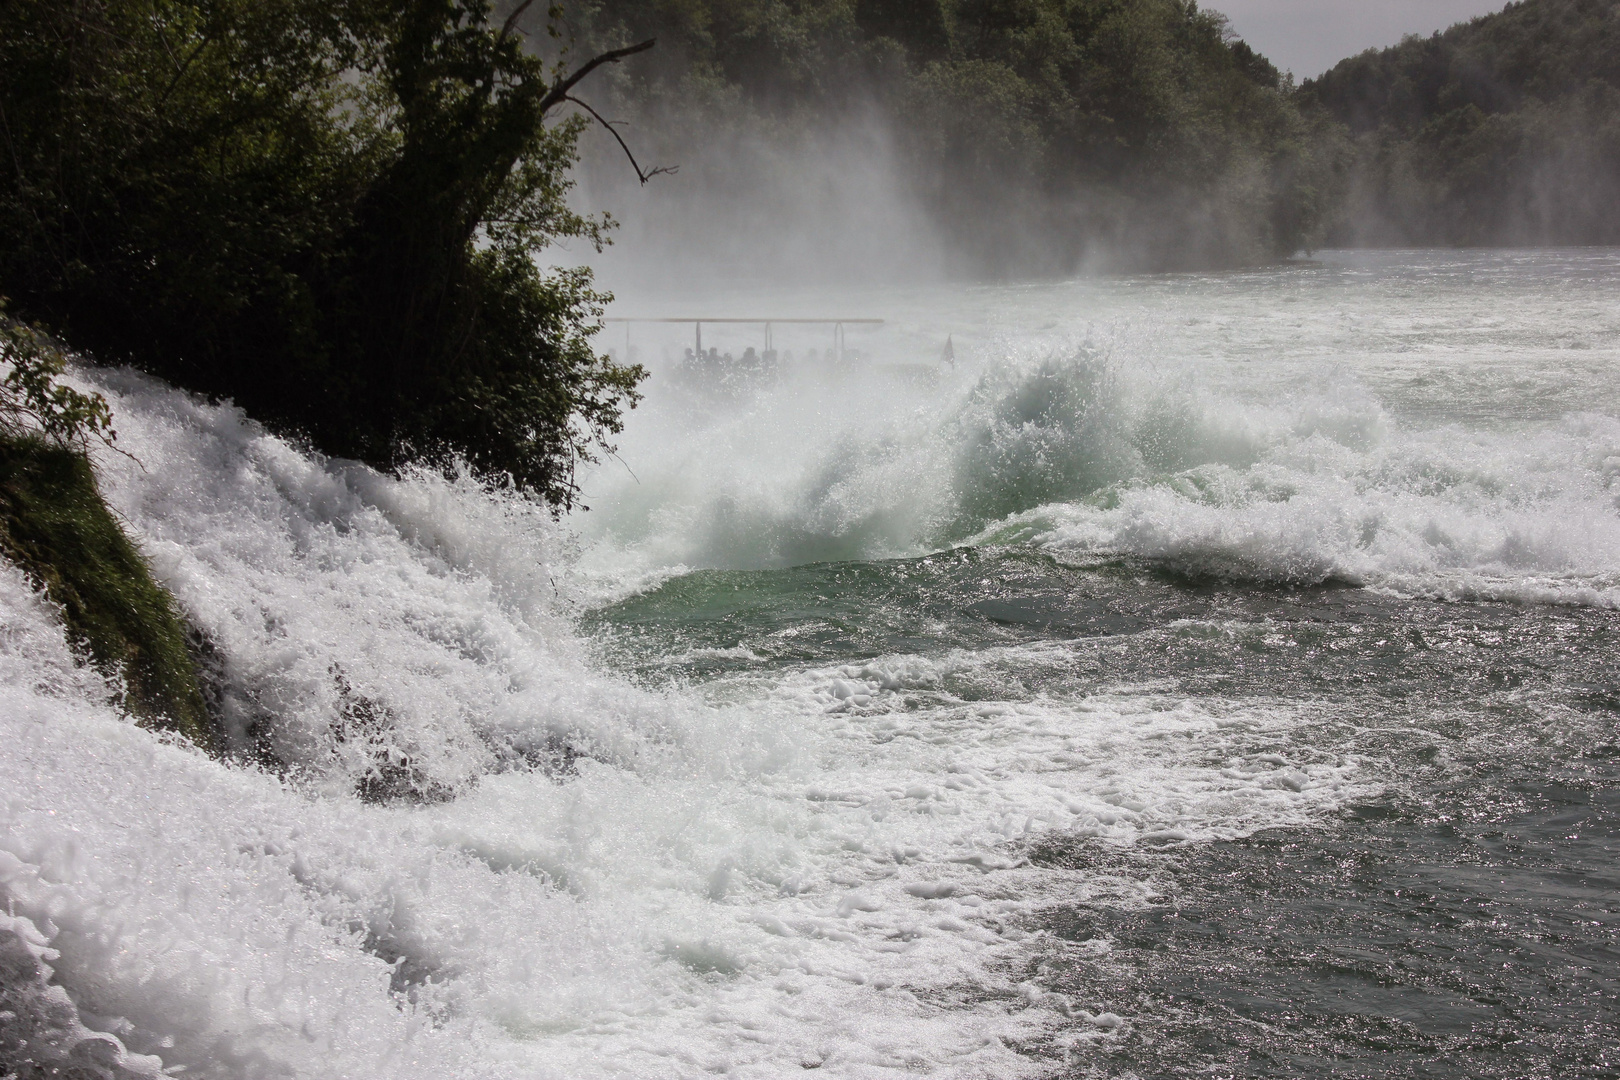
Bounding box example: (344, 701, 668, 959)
(1026, 416, 1620, 605)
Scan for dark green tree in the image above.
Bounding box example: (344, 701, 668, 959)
(0, 0, 654, 508)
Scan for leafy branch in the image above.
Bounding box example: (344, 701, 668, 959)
(0, 302, 119, 453)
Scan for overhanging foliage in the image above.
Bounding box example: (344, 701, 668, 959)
(0, 0, 650, 509)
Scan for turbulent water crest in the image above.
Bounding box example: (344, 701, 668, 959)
(3, 250, 1618, 1078)
(580, 250, 1620, 607)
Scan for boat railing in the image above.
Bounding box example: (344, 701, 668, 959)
(603, 317, 883, 365)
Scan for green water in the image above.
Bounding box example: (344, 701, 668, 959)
(571, 249, 1620, 1076)
(584, 541, 1620, 1076)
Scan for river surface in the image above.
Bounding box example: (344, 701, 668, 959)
(2, 249, 1617, 1078)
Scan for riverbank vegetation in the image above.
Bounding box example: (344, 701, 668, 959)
(0, 315, 214, 747)
(1303, 0, 1620, 246)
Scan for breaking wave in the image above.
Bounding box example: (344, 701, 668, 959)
(577, 340, 1620, 608)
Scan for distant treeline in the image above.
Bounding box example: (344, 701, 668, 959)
(555, 0, 1349, 273)
(563, 0, 1620, 269)
(1303, 0, 1620, 247)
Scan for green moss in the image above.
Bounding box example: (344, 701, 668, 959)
(0, 433, 216, 752)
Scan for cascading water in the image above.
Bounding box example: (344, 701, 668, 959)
(4, 249, 1619, 1078)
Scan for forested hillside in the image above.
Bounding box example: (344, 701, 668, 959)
(554, 0, 1349, 273)
(1302, 0, 1620, 246)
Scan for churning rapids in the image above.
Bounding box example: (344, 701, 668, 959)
(3, 249, 1618, 1079)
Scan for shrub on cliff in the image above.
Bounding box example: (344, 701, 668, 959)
(0, 311, 214, 748)
(0, 0, 649, 509)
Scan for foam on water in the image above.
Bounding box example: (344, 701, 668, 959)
(578, 338, 1620, 609)
(1, 369, 1365, 1078)
(1010, 411, 1620, 606)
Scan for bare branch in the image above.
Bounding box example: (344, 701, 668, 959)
(563, 95, 676, 185)
(499, 0, 539, 42)
(538, 39, 656, 114)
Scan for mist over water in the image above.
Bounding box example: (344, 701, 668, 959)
(4, 249, 1619, 1078)
(575, 113, 950, 290)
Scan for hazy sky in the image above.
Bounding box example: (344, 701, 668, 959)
(1211, 0, 1509, 80)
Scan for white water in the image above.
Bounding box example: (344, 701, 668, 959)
(3, 249, 1618, 1077)
(582, 249, 1620, 605)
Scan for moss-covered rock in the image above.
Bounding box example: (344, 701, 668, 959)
(0, 433, 215, 751)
